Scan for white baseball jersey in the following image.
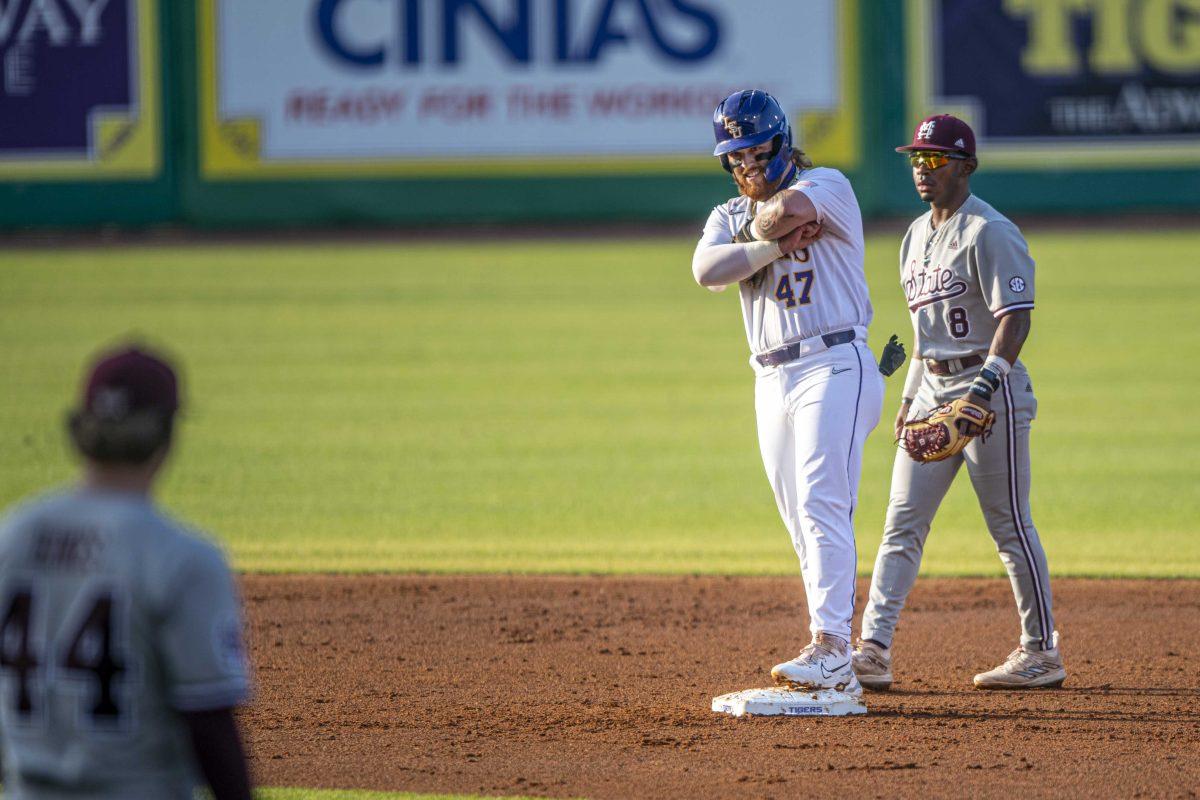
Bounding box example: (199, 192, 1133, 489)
(0, 487, 251, 799)
(899, 194, 1036, 360)
(698, 167, 874, 358)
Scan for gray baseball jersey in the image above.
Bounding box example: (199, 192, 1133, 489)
(699, 167, 873, 358)
(861, 194, 1056, 654)
(0, 487, 250, 799)
(899, 194, 1035, 360)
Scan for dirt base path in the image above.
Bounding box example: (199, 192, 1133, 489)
(240, 576, 1200, 799)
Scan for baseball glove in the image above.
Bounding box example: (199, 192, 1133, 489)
(900, 396, 996, 463)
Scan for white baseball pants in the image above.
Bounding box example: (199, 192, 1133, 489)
(754, 339, 884, 643)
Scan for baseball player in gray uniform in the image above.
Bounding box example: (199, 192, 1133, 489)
(693, 90, 884, 696)
(852, 115, 1065, 690)
(0, 347, 253, 799)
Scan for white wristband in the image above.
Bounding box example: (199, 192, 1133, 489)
(982, 355, 1011, 378)
(745, 238, 783, 268)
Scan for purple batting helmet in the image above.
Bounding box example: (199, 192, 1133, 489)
(712, 90, 794, 184)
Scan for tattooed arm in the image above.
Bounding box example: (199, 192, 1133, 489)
(751, 189, 819, 240)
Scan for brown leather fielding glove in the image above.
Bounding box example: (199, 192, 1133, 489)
(900, 396, 996, 463)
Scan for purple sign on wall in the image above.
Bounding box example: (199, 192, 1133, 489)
(936, 0, 1200, 142)
(0, 0, 135, 155)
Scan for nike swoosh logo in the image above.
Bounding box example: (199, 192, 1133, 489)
(819, 660, 850, 678)
(831, 367, 852, 375)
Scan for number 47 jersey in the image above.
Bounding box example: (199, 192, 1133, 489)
(698, 167, 874, 362)
(0, 488, 251, 799)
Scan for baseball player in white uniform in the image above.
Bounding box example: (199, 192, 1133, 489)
(0, 347, 254, 799)
(693, 90, 884, 695)
(852, 115, 1066, 690)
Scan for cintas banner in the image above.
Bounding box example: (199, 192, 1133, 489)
(198, 0, 862, 179)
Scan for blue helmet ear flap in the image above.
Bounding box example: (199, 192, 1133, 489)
(762, 133, 795, 184)
(719, 154, 733, 173)
(768, 134, 784, 160)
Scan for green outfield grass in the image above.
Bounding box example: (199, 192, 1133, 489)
(1, 230, 1197, 577)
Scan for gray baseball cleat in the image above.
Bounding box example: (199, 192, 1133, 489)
(973, 631, 1066, 689)
(851, 638, 893, 690)
(771, 632, 861, 696)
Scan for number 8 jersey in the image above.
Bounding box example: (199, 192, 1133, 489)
(697, 167, 874, 363)
(900, 194, 1036, 360)
(0, 488, 251, 799)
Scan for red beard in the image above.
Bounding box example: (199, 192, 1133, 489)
(734, 167, 782, 202)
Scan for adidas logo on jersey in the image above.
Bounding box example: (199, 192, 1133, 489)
(948, 239, 958, 250)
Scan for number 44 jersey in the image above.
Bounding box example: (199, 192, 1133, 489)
(0, 487, 251, 799)
(900, 194, 1036, 361)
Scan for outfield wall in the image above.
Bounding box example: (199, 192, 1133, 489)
(2, 0, 1199, 228)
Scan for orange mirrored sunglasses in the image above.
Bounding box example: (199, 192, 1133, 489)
(908, 151, 969, 170)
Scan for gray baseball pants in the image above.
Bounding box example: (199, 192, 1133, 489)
(860, 361, 1056, 652)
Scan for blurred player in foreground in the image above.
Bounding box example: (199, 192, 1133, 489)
(853, 115, 1065, 691)
(0, 346, 253, 799)
(692, 90, 884, 696)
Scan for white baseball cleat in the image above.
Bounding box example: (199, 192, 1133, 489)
(771, 632, 861, 696)
(851, 638, 893, 691)
(973, 631, 1066, 690)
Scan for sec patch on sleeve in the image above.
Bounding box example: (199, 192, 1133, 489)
(1009, 276, 1027, 292)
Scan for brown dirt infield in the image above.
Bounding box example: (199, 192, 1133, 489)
(240, 575, 1200, 799)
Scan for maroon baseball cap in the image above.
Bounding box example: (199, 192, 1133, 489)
(896, 114, 976, 156)
(81, 346, 179, 421)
